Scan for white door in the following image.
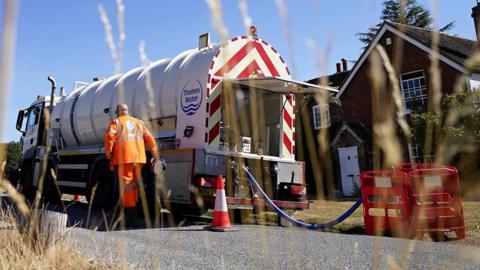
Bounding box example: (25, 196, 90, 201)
(338, 146, 360, 196)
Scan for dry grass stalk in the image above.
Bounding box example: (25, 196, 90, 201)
(0, 0, 18, 141)
(0, 1, 110, 267)
(426, 27, 442, 164)
(304, 37, 336, 197)
(0, 205, 113, 269)
(137, 42, 177, 228)
(98, 3, 120, 74)
(369, 46, 403, 168)
(237, 0, 253, 34)
(316, 44, 336, 198)
(0, 0, 19, 214)
(436, 51, 480, 164)
(206, 0, 229, 43)
(0, 179, 29, 215)
(275, 0, 296, 75)
(115, 0, 126, 69)
(375, 45, 411, 141)
(298, 95, 324, 196)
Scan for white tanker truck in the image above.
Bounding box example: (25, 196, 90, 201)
(15, 31, 336, 217)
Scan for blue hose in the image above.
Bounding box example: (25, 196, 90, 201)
(243, 166, 363, 230)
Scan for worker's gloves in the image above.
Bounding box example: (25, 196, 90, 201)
(150, 157, 166, 176)
(106, 152, 112, 160)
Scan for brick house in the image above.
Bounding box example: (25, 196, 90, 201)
(303, 19, 479, 197)
(295, 63, 348, 199)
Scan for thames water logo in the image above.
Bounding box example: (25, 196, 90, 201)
(125, 120, 136, 134)
(181, 79, 203, 116)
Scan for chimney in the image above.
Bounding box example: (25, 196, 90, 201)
(472, 0, 480, 42)
(341, 58, 348, 71)
(336, 63, 341, 73)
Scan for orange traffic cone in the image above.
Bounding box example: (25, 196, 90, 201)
(205, 175, 238, 232)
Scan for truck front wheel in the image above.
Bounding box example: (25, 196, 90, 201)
(43, 162, 62, 204)
(19, 161, 35, 202)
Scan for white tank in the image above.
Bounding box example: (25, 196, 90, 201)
(52, 35, 292, 152)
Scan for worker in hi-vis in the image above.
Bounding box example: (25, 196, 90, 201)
(104, 103, 159, 227)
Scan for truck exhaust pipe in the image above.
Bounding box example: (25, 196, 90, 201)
(47, 76, 56, 115)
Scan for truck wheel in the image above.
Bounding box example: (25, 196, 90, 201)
(43, 163, 62, 204)
(88, 161, 118, 211)
(19, 161, 35, 203)
(168, 204, 208, 221)
(139, 164, 156, 220)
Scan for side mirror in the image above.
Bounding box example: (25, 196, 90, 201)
(16, 109, 25, 132)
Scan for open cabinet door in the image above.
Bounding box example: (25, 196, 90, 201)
(222, 76, 338, 94)
(215, 77, 337, 159)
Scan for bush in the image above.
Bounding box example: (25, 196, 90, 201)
(0, 141, 21, 183)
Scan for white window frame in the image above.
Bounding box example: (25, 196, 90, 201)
(408, 143, 434, 163)
(400, 71, 428, 113)
(312, 104, 330, 130)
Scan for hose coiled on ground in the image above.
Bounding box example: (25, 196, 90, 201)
(243, 166, 362, 229)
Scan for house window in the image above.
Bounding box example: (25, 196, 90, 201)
(312, 104, 330, 129)
(400, 71, 428, 113)
(409, 144, 434, 163)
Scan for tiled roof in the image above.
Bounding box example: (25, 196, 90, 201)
(307, 70, 351, 89)
(387, 21, 478, 67)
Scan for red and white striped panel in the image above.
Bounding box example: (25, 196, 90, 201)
(282, 93, 295, 159)
(206, 36, 295, 160)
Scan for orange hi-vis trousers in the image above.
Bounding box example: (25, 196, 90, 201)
(117, 163, 143, 208)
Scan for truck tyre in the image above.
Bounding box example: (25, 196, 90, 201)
(87, 160, 118, 211)
(168, 203, 208, 222)
(19, 161, 35, 203)
(139, 163, 156, 219)
(43, 162, 62, 204)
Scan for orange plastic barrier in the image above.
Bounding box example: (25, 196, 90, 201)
(396, 162, 440, 173)
(408, 167, 465, 240)
(360, 170, 411, 237)
(360, 163, 466, 240)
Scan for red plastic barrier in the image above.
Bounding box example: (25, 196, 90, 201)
(360, 170, 411, 237)
(396, 162, 443, 174)
(408, 167, 465, 240)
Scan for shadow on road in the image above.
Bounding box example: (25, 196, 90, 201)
(1, 194, 211, 232)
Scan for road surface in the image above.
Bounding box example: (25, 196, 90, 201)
(2, 193, 480, 269)
(67, 224, 480, 269)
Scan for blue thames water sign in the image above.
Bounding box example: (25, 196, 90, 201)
(181, 79, 203, 115)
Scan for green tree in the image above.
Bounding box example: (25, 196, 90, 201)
(357, 0, 455, 46)
(409, 91, 480, 198)
(0, 141, 22, 181)
(409, 91, 480, 162)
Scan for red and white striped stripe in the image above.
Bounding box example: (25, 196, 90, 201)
(281, 94, 295, 159)
(206, 36, 294, 159)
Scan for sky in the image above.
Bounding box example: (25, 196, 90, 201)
(0, 0, 477, 142)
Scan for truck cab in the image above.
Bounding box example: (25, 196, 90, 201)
(17, 98, 46, 157)
(15, 77, 65, 202)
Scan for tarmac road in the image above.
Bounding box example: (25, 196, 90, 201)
(68, 224, 480, 269)
(2, 193, 480, 269)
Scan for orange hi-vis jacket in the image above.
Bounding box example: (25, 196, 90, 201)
(104, 115, 158, 165)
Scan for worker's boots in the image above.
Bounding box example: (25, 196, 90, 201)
(124, 207, 139, 229)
